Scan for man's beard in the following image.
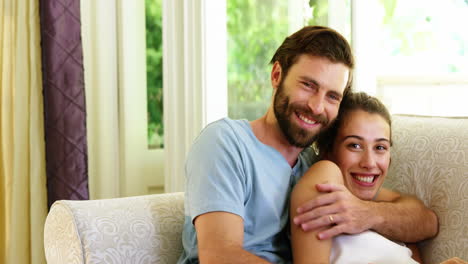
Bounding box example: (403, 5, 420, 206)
(273, 82, 329, 148)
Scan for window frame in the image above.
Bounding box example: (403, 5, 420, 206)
(94, 0, 468, 196)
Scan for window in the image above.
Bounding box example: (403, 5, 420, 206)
(227, 0, 468, 119)
(353, 0, 468, 116)
(100, 0, 466, 193)
(226, 0, 351, 120)
(375, 0, 468, 76)
(226, 0, 289, 120)
(145, 0, 164, 149)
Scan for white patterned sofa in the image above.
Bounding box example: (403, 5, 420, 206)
(44, 115, 468, 264)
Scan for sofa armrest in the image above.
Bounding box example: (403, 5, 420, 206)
(44, 192, 185, 264)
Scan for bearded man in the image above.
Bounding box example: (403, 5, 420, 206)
(177, 26, 437, 264)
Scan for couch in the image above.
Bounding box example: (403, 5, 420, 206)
(44, 115, 468, 264)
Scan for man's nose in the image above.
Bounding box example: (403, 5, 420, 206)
(308, 94, 325, 115)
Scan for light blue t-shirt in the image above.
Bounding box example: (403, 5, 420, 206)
(177, 118, 317, 264)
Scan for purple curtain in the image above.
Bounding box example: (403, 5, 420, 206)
(39, 0, 89, 208)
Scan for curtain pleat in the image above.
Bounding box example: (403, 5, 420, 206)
(1, 0, 48, 263)
(39, 0, 89, 207)
(81, 0, 121, 199)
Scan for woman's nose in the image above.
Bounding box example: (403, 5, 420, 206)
(359, 151, 377, 169)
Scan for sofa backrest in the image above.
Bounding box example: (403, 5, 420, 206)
(385, 115, 468, 263)
(44, 115, 468, 264)
(44, 192, 185, 264)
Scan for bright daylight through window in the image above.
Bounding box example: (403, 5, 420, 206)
(371, 0, 468, 116)
(145, 0, 468, 148)
(226, 0, 468, 119)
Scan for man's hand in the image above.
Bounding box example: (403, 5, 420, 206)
(293, 182, 438, 242)
(293, 182, 378, 240)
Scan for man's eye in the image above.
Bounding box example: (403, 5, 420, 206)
(328, 94, 339, 101)
(302, 82, 312, 88)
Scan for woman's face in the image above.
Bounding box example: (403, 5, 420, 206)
(330, 110, 391, 200)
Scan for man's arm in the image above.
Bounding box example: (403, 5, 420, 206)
(370, 187, 438, 242)
(293, 184, 438, 242)
(195, 212, 271, 264)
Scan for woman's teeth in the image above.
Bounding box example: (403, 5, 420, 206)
(355, 175, 375, 183)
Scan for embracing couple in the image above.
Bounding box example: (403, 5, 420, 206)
(177, 26, 438, 264)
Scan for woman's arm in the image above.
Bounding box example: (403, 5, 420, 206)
(290, 160, 344, 264)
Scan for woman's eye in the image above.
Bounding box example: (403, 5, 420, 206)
(348, 143, 361, 149)
(376, 145, 388, 151)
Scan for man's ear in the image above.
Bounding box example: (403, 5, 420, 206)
(271, 61, 282, 89)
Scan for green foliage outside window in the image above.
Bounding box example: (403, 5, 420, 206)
(145, 0, 163, 148)
(227, 0, 330, 121)
(375, 0, 468, 75)
(145, 0, 467, 147)
(144, 0, 332, 146)
(227, 0, 289, 120)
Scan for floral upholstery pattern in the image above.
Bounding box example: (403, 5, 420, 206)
(385, 115, 468, 264)
(44, 115, 468, 264)
(44, 192, 185, 264)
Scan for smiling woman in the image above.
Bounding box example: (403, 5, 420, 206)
(320, 92, 393, 201)
(330, 109, 391, 201)
(290, 92, 421, 264)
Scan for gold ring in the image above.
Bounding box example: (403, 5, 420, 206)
(328, 215, 334, 223)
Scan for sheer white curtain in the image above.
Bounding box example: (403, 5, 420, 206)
(82, 0, 228, 194)
(81, 0, 162, 198)
(163, 0, 228, 192)
(0, 0, 47, 263)
(81, 0, 121, 199)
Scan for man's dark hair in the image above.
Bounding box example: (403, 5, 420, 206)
(270, 26, 355, 97)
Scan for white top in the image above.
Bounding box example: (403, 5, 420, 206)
(331, 230, 419, 264)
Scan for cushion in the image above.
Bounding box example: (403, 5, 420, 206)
(385, 115, 468, 263)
